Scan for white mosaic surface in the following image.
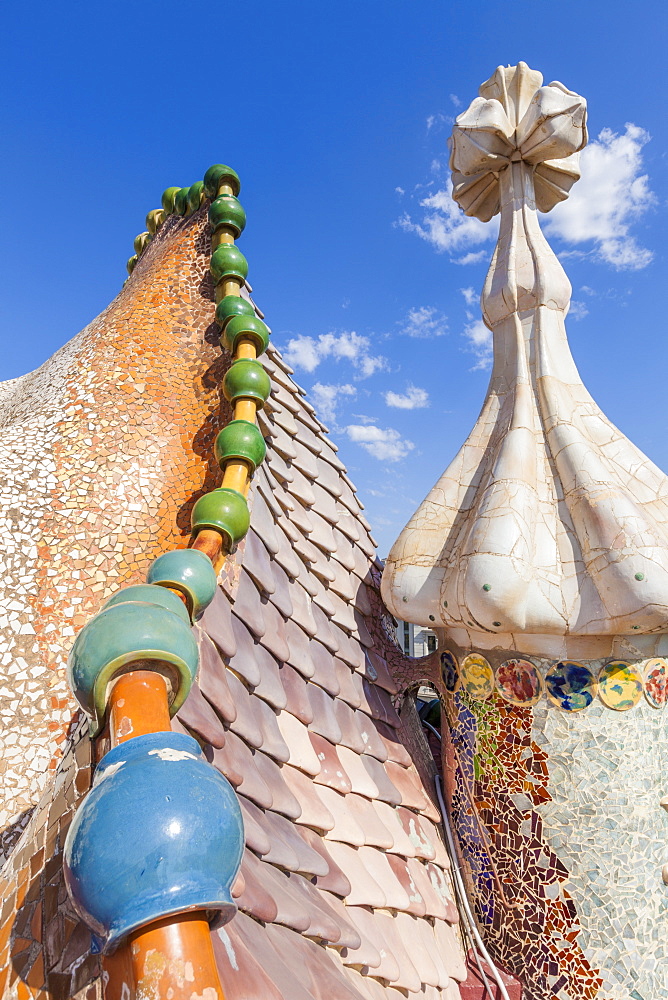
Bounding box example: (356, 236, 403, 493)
(535, 696, 668, 999)
(0, 334, 85, 855)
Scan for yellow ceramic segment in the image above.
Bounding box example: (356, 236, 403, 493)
(215, 277, 243, 300)
(234, 398, 258, 424)
(211, 229, 236, 249)
(236, 338, 258, 361)
(221, 460, 253, 496)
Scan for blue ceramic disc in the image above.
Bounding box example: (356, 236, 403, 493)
(545, 660, 597, 712)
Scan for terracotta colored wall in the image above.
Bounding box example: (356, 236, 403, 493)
(0, 206, 230, 854)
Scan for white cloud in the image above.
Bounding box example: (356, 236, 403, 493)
(397, 182, 496, 257)
(395, 186, 405, 196)
(400, 122, 655, 271)
(400, 306, 448, 338)
(384, 384, 430, 409)
(426, 112, 453, 131)
(462, 318, 493, 370)
(280, 331, 387, 380)
(568, 300, 589, 321)
(454, 250, 488, 266)
(460, 287, 477, 306)
(450, 93, 462, 108)
(310, 382, 356, 425)
(544, 124, 655, 270)
(345, 424, 415, 462)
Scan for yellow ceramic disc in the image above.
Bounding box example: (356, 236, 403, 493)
(598, 661, 643, 712)
(460, 653, 494, 701)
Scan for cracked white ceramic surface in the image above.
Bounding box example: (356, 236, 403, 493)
(382, 62, 668, 658)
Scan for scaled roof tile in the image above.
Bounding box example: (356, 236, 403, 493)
(252, 752, 302, 820)
(343, 907, 400, 983)
(249, 644, 287, 712)
(228, 614, 264, 687)
(334, 657, 364, 708)
(318, 785, 366, 847)
(243, 528, 276, 595)
(281, 764, 335, 831)
(371, 911, 422, 993)
(309, 734, 352, 794)
(213, 921, 284, 1000)
(196, 632, 238, 724)
(306, 686, 342, 744)
(177, 682, 227, 748)
(306, 639, 341, 696)
(200, 584, 237, 657)
(275, 711, 322, 776)
(237, 795, 272, 856)
(231, 571, 266, 639)
(0, 203, 467, 1000)
(265, 561, 294, 619)
(225, 671, 264, 749)
(324, 843, 386, 908)
(257, 598, 291, 664)
(278, 661, 314, 723)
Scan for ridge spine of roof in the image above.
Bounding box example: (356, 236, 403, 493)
(60, 162, 275, 1000)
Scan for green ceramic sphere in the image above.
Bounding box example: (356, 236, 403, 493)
(161, 186, 181, 214)
(126, 255, 138, 275)
(133, 232, 151, 254)
(208, 195, 246, 237)
(191, 488, 250, 548)
(188, 181, 204, 214)
(102, 584, 191, 625)
(145, 209, 164, 235)
(210, 244, 249, 285)
(215, 295, 256, 331)
(203, 164, 241, 199)
(222, 314, 270, 356)
(222, 359, 271, 407)
(174, 187, 190, 216)
(67, 601, 199, 735)
(214, 420, 267, 473)
(147, 549, 218, 621)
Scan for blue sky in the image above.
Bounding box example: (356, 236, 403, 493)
(2, 0, 667, 554)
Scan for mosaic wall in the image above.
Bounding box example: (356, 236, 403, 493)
(401, 643, 668, 1000)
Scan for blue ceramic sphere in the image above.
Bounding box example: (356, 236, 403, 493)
(63, 732, 244, 951)
(146, 549, 217, 621)
(67, 601, 199, 735)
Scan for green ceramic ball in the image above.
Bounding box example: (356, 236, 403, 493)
(191, 488, 250, 548)
(214, 420, 267, 473)
(222, 359, 271, 407)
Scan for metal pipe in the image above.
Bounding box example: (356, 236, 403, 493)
(421, 719, 512, 1000)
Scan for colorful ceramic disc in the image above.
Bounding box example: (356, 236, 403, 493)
(460, 653, 494, 701)
(440, 650, 460, 693)
(597, 661, 643, 711)
(644, 657, 668, 709)
(495, 658, 543, 707)
(545, 661, 597, 712)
